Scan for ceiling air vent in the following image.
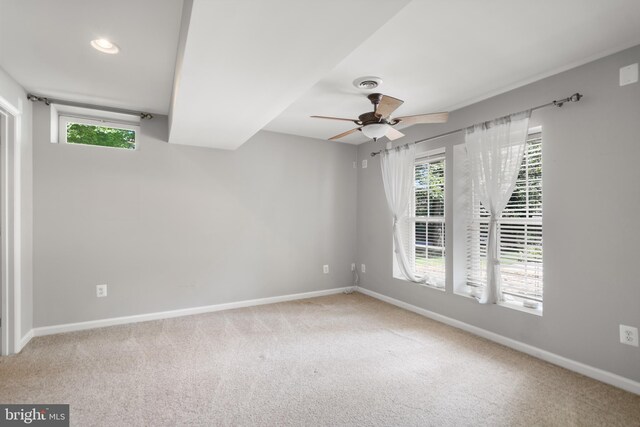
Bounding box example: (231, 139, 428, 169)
(353, 76, 382, 90)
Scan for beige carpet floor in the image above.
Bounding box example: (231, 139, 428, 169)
(1, 293, 639, 426)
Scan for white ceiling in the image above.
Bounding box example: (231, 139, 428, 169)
(0, 0, 183, 114)
(265, 0, 640, 144)
(1, 0, 640, 147)
(168, 0, 410, 149)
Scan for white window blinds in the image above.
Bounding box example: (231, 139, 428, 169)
(412, 154, 446, 287)
(466, 132, 542, 306)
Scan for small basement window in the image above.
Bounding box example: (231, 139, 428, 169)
(51, 104, 140, 150)
(60, 116, 137, 150)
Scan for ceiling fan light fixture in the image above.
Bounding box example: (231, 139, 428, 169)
(361, 123, 390, 140)
(353, 76, 382, 90)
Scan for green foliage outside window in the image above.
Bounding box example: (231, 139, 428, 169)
(66, 123, 136, 149)
(414, 160, 445, 215)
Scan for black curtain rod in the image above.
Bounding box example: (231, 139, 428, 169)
(370, 92, 583, 157)
(26, 94, 154, 120)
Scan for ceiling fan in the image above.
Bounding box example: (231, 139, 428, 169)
(311, 93, 449, 142)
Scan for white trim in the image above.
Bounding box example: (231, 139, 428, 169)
(528, 125, 542, 135)
(15, 329, 32, 353)
(30, 287, 355, 338)
(497, 299, 542, 316)
(53, 104, 140, 125)
(12, 111, 22, 355)
(0, 95, 20, 116)
(0, 109, 7, 356)
(0, 98, 20, 356)
(356, 287, 640, 395)
(415, 147, 445, 162)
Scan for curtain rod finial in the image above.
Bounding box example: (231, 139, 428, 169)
(27, 94, 49, 105)
(554, 93, 583, 107)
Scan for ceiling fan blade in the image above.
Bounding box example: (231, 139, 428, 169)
(395, 112, 449, 126)
(385, 127, 405, 141)
(375, 95, 404, 119)
(329, 127, 361, 141)
(311, 115, 358, 123)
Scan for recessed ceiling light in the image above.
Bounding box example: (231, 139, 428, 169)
(90, 38, 119, 54)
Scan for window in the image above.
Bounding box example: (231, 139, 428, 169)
(50, 104, 140, 149)
(59, 116, 137, 150)
(409, 152, 446, 287)
(465, 130, 542, 310)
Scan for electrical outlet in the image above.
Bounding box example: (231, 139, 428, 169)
(352, 161, 356, 169)
(351, 263, 356, 271)
(323, 265, 329, 274)
(361, 264, 366, 273)
(620, 325, 639, 347)
(362, 159, 367, 169)
(96, 284, 108, 298)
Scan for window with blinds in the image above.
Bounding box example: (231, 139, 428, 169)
(466, 131, 542, 308)
(411, 153, 446, 288)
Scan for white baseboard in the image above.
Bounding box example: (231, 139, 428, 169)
(16, 329, 34, 353)
(357, 287, 640, 395)
(29, 286, 355, 338)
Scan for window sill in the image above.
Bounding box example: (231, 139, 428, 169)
(454, 289, 477, 300)
(498, 300, 543, 316)
(454, 289, 543, 316)
(393, 274, 445, 292)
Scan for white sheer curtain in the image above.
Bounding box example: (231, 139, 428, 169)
(465, 111, 531, 304)
(380, 145, 434, 284)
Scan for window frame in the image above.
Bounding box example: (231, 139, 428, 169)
(392, 148, 446, 290)
(50, 103, 141, 149)
(462, 128, 543, 315)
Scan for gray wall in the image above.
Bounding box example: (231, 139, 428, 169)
(357, 45, 640, 382)
(33, 107, 357, 327)
(0, 66, 33, 344)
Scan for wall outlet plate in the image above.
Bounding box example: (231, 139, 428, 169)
(361, 264, 366, 273)
(362, 159, 368, 169)
(620, 325, 638, 347)
(96, 284, 108, 298)
(351, 263, 356, 271)
(323, 265, 329, 274)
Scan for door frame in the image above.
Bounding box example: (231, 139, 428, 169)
(0, 95, 20, 356)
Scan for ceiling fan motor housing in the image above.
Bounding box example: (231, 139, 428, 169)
(358, 111, 390, 126)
